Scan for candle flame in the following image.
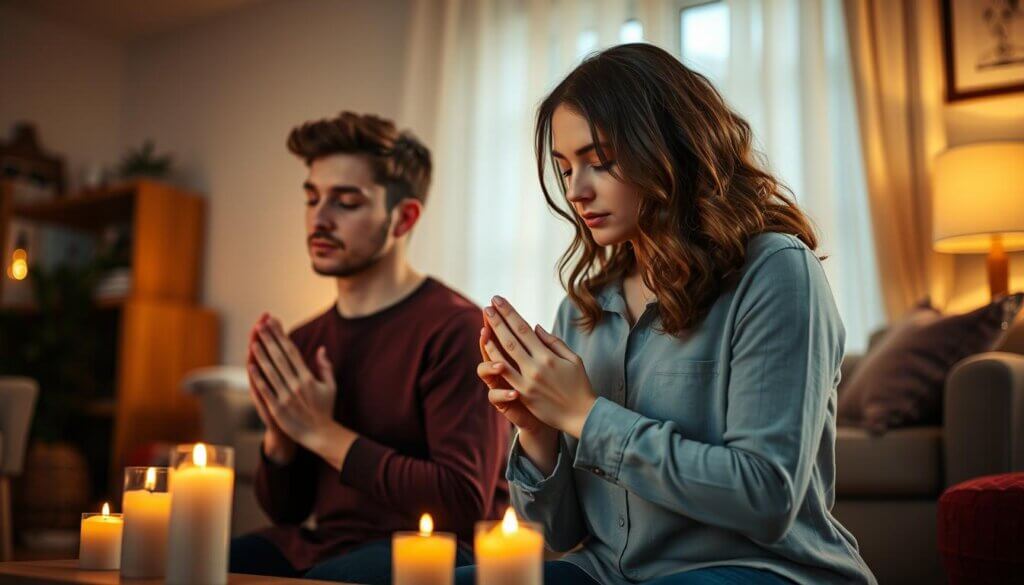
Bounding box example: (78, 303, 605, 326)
(193, 443, 207, 468)
(501, 507, 518, 535)
(101, 502, 110, 517)
(144, 467, 157, 491)
(419, 513, 433, 536)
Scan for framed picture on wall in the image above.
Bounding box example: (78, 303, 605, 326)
(942, 0, 1024, 101)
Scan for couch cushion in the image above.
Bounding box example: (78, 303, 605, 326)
(836, 425, 942, 497)
(838, 293, 1022, 434)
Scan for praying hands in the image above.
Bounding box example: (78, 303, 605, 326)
(247, 313, 357, 470)
(478, 295, 598, 440)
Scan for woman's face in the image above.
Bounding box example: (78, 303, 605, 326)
(551, 104, 641, 246)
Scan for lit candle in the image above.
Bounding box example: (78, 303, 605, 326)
(121, 466, 171, 578)
(475, 508, 543, 585)
(79, 503, 123, 570)
(392, 513, 457, 585)
(165, 443, 234, 585)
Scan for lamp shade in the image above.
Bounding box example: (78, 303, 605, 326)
(933, 142, 1024, 254)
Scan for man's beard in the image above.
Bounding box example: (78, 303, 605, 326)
(312, 216, 392, 278)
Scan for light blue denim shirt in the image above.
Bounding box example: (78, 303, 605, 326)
(507, 232, 876, 584)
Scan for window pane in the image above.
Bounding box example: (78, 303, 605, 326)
(620, 19, 644, 43)
(680, 2, 729, 85)
(577, 29, 598, 59)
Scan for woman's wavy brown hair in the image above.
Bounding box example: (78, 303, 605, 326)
(536, 43, 820, 337)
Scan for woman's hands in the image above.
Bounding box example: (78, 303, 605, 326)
(477, 295, 597, 439)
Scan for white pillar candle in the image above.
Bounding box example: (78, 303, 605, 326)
(165, 443, 234, 585)
(120, 466, 171, 578)
(392, 513, 457, 585)
(475, 508, 543, 585)
(79, 503, 123, 570)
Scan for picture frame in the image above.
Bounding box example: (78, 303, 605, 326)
(942, 0, 1024, 101)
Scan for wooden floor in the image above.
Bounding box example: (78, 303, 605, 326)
(0, 559, 354, 584)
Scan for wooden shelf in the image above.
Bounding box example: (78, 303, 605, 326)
(11, 182, 139, 230)
(0, 295, 127, 315)
(0, 178, 219, 503)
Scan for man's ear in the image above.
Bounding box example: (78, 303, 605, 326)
(391, 198, 423, 239)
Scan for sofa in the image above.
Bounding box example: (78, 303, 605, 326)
(832, 319, 1024, 584)
(187, 320, 1024, 584)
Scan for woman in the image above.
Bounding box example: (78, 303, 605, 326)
(455, 44, 875, 584)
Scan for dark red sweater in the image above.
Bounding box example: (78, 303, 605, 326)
(254, 278, 509, 570)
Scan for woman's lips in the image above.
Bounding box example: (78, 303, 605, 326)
(583, 213, 610, 228)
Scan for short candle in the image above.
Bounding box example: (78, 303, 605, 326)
(475, 508, 543, 585)
(79, 503, 123, 570)
(392, 513, 457, 585)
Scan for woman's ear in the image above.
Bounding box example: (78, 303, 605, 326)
(391, 198, 423, 239)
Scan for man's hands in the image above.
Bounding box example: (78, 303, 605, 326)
(247, 314, 295, 464)
(247, 313, 354, 468)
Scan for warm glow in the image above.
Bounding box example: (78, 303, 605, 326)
(193, 443, 207, 468)
(419, 513, 433, 536)
(933, 142, 1024, 254)
(10, 258, 27, 280)
(101, 502, 110, 517)
(501, 507, 518, 535)
(144, 467, 157, 491)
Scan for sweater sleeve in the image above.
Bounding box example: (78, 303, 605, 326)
(337, 309, 509, 537)
(572, 247, 845, 544)
(254, 443, 318, 525)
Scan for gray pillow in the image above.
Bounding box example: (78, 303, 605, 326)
(837, 293, 1023, 435)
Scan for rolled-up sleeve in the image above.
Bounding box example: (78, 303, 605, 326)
(572, 247, 844, 544)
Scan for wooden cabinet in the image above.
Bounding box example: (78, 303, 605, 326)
(0, 179, 219, 497)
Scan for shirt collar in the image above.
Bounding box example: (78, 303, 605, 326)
(595, 281, 658, 319)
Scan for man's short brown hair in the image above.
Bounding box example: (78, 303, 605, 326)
(287, 112, 432, 208)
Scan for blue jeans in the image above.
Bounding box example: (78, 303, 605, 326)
(230, 533, 474, 584)
(453, 561, 797, 585)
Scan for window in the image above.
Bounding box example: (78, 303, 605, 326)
(679, 1, 730, 85)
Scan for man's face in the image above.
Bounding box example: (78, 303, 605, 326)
(303, 154, 394, 277)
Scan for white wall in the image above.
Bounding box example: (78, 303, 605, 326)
(0, 3, 123, 190)
(121, 0, 413, 363)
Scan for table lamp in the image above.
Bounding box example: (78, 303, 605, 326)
(933, 142, 1024, 299)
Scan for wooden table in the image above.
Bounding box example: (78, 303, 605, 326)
(0, 560, 359, 584)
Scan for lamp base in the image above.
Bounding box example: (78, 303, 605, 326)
(988, 236, 1009, 299)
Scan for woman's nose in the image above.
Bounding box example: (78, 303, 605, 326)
(566, 177, 594, 203)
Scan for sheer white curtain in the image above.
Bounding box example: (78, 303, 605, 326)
(404, 0, 884, 351)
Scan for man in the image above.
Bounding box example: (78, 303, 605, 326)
(230, 112, 509, 584)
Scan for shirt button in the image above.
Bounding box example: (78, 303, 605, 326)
(592, 467, 604, 477)
(618, 515, 626, 528)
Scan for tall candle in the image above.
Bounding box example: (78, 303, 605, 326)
(165, 443, 234, 585)
(121, 466, 171, 578)
(475, 508, 543, 585)
(392, 513, 457, 585)
(79, 503, 123, 570)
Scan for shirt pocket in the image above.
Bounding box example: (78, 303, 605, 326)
(641, 359, 718, 440)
